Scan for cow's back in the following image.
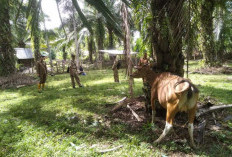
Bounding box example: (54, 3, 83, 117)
(153, 73, 198, 111)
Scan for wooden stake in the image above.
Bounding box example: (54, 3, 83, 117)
(127, 104, 142, 122)
(196, 104, 232, 118)
(111, 97, 127, 112)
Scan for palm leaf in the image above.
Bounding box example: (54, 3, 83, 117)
(71, 0, 93, 34)
(86, 0, 123, 38)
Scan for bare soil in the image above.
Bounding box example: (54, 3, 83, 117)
(192, 66, 232, 74)
(0, 73, 38, 89)
(108, 96, 232, 149)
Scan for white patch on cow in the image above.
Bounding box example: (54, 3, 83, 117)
(177, 86, 198, 112)
(155, 121, 173, 143)
(188, 123, 196, 147)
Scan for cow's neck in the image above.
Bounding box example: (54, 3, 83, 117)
(145, 70, 159, 86)
(145, 71, 172, 86)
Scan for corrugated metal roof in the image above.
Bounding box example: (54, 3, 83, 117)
(15, 48, 34, 59)
(99, 49, 138, 56)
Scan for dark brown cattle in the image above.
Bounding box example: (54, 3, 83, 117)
(131, 65, 199, 147)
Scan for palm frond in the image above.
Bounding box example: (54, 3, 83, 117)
(85, 0, 123, 38)
(71, 0, 93, 34)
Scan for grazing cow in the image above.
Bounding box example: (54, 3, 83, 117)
(131, 65, 199, 147)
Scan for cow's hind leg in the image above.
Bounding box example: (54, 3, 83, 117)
(151, 93, 156, 124)
(188, 106, 197, 148)
(154, 103, 178, 143)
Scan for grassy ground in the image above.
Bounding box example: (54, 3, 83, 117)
(0, 62, 232, 156)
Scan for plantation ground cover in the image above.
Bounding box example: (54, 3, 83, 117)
(0, 61, 232, 156)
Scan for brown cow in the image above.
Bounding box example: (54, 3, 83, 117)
(131, 65, 199, 147)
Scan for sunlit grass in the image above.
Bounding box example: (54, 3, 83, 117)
(0, 63, 232, 156)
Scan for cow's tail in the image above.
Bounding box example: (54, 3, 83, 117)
(174, 79, 199, 99)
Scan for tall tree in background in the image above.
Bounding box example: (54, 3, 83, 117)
(27, 0, 42, 62)
(56, 0, 68, 61)
(201, 0, 216, 66)
(214, 0, 229, 63)
(88, 36, 94, 63)
(72, 7, 80, 68)
(122, 2, 133, 97)
(0, 0, 16, 76)
(42, 12, 54, 73)
(96, 17, 105, 62)
(12, 0, 28, 48)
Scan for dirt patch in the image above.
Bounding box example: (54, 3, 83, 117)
(0, 73, 38, 89)
(110, 96, 149, 130)
(108, 96, 232, 146)
(192, 66, 232, 74)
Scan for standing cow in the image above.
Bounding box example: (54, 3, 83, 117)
(131, 64, 199, 148)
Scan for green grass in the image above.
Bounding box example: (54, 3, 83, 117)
(0, 63, 232, 156)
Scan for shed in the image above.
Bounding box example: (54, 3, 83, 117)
(99, 49, 138, 56)
(15, 48, 34, 67)
(99, 49, 139, 67)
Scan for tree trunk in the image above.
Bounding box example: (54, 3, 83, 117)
(72, 9, 80, 69)
(30, 0, 41, 62)
(88, 37, 94, 63)
(151, 0, 185, 76)
(122, 3, 133, 97)
(96, 18, 104, 62)
(107, 24, 115, 61)
(201, 0, 216, 67)
(55, 0, 68, 39)
(62, 46, 67, 61)
(107, 25, 114, 49)
(0, 0, 16, 76)
(43, 13, 53, 74)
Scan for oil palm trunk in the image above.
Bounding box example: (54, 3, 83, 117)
(0, 0, 16, 76)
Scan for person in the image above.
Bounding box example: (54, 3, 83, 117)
(69, 54, 83, 88)
(36, 51, 48, 93)
(112, 56, 119, 82)
(138, 52, 149, 66)
(79, 65, 86, 75)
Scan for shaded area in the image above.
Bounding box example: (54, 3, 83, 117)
(109, 95, 232, 156)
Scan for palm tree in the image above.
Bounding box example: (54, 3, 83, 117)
(0, 0, 16, 76)
(55, 0, 68, 39)
(149, 0, 186, 76)
(96, 17, 105, 62)
(42, 12, 54, 74)
(12, 0, 29, 48)
(55, 0, 68, 60)
(122, 2, 133, 97)
(200, 0, 215, 66)
(27, 0, 42, 62)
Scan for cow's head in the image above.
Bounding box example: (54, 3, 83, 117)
(131, 64, 151, 78)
